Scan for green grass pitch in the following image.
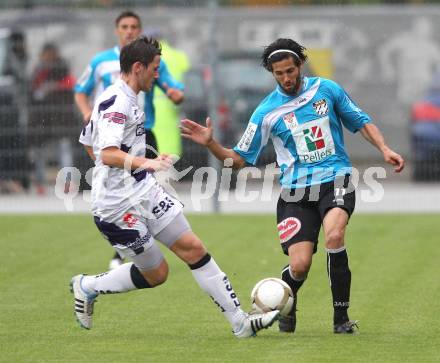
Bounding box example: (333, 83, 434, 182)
(1, 214, 439, 363)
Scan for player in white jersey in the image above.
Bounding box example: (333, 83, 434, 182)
(181, 38, 405, 335)
(75, 10, 184, 269)
(70, 36, 279, 337)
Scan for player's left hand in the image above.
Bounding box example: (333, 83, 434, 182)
(156, 153, 177, 164)
(383, 148, 405, 173)
(162, 82, 184, 104)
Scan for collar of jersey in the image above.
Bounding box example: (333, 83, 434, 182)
(115, 79, 138, 102)
(114, 46, 120, 56)
(276, 76, 310, 98)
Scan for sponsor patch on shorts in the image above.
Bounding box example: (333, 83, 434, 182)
(277, 217, 301, 243)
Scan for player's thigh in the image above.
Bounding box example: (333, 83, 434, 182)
(139, 184, 207, 264)
(277, 195, 321, 256)
(141, 182, 184, 236)
(318, 174, 355, 222)
(94, 211, 165, 272)
(318, 175, 355, 248)
(322, 207, 349, 248)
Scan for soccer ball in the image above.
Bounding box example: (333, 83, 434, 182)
(251, 278, 294, 317)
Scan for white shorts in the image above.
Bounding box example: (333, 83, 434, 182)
(94, 182, 187, 271)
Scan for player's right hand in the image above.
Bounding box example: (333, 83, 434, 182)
(180, 117, 213, 146)
(141, 156, 173, 172)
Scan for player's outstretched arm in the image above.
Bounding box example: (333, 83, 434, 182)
(180, 117, 245, 169)
(360, 123, 405, 173)
(101, 147, 173, 172)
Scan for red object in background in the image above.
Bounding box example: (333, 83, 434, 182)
(411, 101, 440, 122)
(217, 100, 230, 131)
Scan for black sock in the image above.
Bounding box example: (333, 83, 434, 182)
(113, 251, 123, 259)
(281, 264, 305, 295)
(327, 248, 351, 324)
(130, 264, 152, 289)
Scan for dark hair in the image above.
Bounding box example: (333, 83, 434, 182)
(115, 10, 142, 28)
(120, 36, 161, 74)
(261, 38, 307, 71)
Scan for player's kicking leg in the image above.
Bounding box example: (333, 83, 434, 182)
(156, 212, 280, 338)
(70, 213, 169, 330)
(278, 242, 314, 333)
(70, 252, 168, 330)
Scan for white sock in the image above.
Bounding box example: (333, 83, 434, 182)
(190, 255, 246, 331)
(82, 263, 137, 295)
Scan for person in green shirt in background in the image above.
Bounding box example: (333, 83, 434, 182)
(152, 33, 190, 156)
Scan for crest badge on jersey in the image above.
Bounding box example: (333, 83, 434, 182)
(282, 111, 298, 129)
(312, 99, 328, 116)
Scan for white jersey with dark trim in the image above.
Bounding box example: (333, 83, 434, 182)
(90, 79, 155, 220)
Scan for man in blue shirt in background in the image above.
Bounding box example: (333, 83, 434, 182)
(181, 38, 404, 335)
(75, 10, 184, 268)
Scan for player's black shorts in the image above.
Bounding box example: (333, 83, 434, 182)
(145, 129, 158, 159)
(276, 175, 355, 255)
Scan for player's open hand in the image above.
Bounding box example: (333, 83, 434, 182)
(383, 148, 405, 173)
(180, 117, 213, 146)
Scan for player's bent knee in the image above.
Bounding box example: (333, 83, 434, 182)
(290, 262, 310, 278)
(139, 260, 169, 287)
(325, 230, 345, 249)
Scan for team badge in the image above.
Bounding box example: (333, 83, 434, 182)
(282, 111, 298, 129)
(312, 99, 328, 116)
(136, 124, 145, 136)
(277, 217, 301, 243)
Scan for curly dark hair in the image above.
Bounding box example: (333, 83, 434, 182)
(120, 36, 161, 74)
(261, 38, 307, 71)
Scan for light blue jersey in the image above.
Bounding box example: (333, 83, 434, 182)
(233, 77, 371, 189)
(75, 46, 184, 130)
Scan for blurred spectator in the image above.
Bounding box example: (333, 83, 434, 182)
(0, 30, 30, 194)
(152, 33, 190, 156)
(411, 71, 440, 181)
(29, 42, 76, 194)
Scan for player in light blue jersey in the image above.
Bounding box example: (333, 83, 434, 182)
(181, 38, 404, 335)
(75, 11, 184, 269)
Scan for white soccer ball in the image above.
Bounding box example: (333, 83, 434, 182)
(251, 278, 294, 317)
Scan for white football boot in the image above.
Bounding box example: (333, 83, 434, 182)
(234, 310, 280, 338)
(70, 274, 98, 329)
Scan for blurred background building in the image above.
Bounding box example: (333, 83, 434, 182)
(0, 0, 439, 201)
